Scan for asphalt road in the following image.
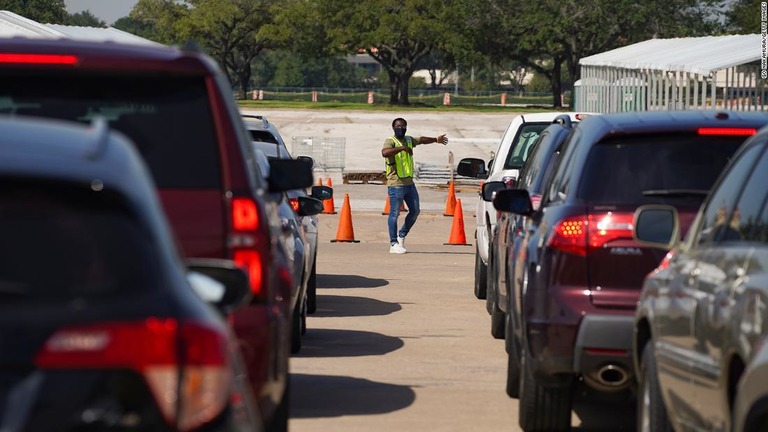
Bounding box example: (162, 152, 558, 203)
(287, 187, 636, 432)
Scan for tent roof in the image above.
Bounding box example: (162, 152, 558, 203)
(579, 34, 760, 76)
(0, 10, 160, 46)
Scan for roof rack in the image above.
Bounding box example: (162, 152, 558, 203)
(552, 114, 573, 128)
(241, 114, 269, 129)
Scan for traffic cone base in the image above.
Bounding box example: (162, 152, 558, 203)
(331, 193, 360, 243)
(443, 180, 457, 217)
(444, 198, 471, 246)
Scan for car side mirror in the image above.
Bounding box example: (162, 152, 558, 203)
(186, 259, 251, 314)
(481, 181, 506, 202)
(311, 185, 333, 200)
(268, 157, 314, 192)
(633, 205, 680, 249)
(493, 189, 534, 215)
(297, 155, 315, 169)
(296, 195, 323, 217)
(457, 157, 488, 179)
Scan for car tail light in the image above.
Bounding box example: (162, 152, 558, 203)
(697, 127, 757, 136)
(289, 198, 300, 213)
(501, 176, 517, 188)
(229, 197, 268, 301)
(35, 319, 231, 432)
(530, 194, 542, 211)
(654, 250, 676, 272)
(0, 53, 78, 65)
(548, 212, 634, 256)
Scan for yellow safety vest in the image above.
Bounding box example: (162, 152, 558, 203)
(386, 136, 414, 178)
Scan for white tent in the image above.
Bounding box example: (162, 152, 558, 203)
(576, 34, 765, 113)
(0, 10, 161, 46)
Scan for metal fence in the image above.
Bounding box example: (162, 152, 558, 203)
(290, 136, 346, 170)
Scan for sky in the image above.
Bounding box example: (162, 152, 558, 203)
(64, 0, 139, 25)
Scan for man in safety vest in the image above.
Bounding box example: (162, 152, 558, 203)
(381, 117, 448, 254)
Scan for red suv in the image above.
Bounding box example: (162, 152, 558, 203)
(0, 38, 310, 431)
(495, 110, 768, 431)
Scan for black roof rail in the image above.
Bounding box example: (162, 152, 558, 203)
(241, 114, 269, 128)
(552, 114, 573, 128)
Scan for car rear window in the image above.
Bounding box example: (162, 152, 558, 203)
(249, 130, 279, 144)
(578, 134, 744, 205)
(0, 181, 158, 303)
(503, 122, 552, 169)
(0, 72, 220, 189)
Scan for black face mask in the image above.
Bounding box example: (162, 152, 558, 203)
(394, 127, 406, 138)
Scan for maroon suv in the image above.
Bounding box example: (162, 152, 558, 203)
(0, 38, 309, 431)
(495, 110, 768, 431)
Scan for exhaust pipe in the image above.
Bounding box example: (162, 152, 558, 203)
(585, 363, 631, 392)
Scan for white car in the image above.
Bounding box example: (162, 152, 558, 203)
(464, 112, 592, 299)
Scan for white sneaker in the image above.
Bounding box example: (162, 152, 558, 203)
(397, 236, 405, 249)
(389, 243, 406, 254)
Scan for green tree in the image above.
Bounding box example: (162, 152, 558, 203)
(112, 16, 159, 40)
(130, 0, 188, 44)
(726, 0, 761, 33)
(0, 0, 69, 23)
(275, 0, 451, 105)
(68, 10, 105, 27)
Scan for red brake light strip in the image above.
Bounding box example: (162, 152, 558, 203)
(697, 127, 757, 136)
(0, 53, 78, 65)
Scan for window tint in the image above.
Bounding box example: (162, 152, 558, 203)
(0, 181, 158, 304)
(694, 143, 763, 245)
(732, 145, 768, 242)
(0, 72, 220, 189)
(578, 134, 743, 205)
(517, 134, 547, 189)
(249, 130, 279, 144)
(504, 123, 550, 169)
(548, 128, 580, 202)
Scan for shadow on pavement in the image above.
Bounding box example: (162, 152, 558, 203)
(317, 273, 388, 289)
(295, 328, 404, 358)
(290, 373, 415, 418)
(572, 385, 636, 431)
(313, 294, 401, 318)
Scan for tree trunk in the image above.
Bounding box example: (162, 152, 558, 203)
(237, 66, 251, 100)
(551, 56, 564, 108)
(398, 72, 413, 105)
(388, 70, 400, 105)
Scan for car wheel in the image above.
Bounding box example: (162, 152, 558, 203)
(519, 345, 573, 431)
(307, 256, 317, 314)
(291, 299, 302, 354)
(637, 343, 672, 432)
(505, 313, 521, 398)
(300, 294, 307, 335)
(490, 299, 505, 339)
(474, 243, 487, 299)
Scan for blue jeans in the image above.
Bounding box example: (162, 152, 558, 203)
(387, 184, 421, 244)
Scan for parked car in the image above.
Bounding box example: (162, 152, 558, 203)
(633, 124, 768, 432)
(464, 112, 592, 300)
(0, 116, 262, 431)
(493, 110, 768, 431)
(242, 114, 332, 349)
(0, 38, 311, 432)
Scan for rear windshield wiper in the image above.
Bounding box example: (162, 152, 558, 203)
(642, 189, 709, 197)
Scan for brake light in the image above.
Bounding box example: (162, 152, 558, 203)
(289, 198, 300, 213)
(233, 249, 263, 297)
(697, 127, 757, 136)
(0, 53, 78, 65)
(232, 198, 259, 230)
(35, 319, 231, 432)
(548, 212, 634, 256)
(655, 250, 676, 272)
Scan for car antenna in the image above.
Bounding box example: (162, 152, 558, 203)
(85, 117, 109, 160)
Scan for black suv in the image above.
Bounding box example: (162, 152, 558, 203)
(494, 110, 768, 431)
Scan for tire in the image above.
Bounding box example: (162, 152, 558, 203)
(490, 300, 505, 339)
(637, 343, 673, 432)
(300, 295, 307, 335)
(291, 298, 302, 354)
(519, 346, 573, 431)
(474, 243, 487, 299)
(505, 313, 521, 398)
(307, 256, 317, 314)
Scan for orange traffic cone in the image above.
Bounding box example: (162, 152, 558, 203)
(322, 177, 336, 214)
(382, 196, 408, 215)
(317, 177, 323, 187)
(444, 199, 471, 246)
(331, 193, 360, 243)
(443, 180, 457, 216)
